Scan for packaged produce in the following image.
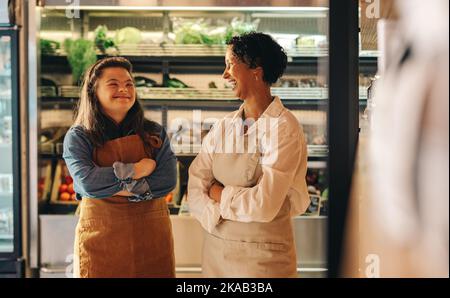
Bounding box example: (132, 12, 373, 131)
(172, 17, 258, 45)
(224, 17, 259, 42)
(172, 18, 211, 45)
(114, 27, 142, 45)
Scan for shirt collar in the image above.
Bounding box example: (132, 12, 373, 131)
(232, 96, 284, 124)
(226, 96, 285, 137)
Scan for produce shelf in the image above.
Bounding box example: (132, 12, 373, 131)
(48, 86, 368, 100)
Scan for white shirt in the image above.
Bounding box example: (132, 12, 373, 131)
(187, 97, 310, 233)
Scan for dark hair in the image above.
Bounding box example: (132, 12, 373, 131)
(74, 56, 161, 157)
(226, 32, 288, 85)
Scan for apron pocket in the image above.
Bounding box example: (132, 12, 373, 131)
(77, 220, 135, 277)
(209, 233, 287, 252)
(226, 239, 287, 252)
(203, 232, 296, 278)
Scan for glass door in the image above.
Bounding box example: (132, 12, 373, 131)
(0, 30, 19, 257)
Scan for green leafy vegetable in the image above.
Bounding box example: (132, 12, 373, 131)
(225, 18, 259, 43)
(40, 39, 60, 55)
(114, 27, 142, 45)
(94, 25, 116, 54)
(163, 73, 188, 88)
(63, 38, 97, 85)
(172, 17, 259, 45)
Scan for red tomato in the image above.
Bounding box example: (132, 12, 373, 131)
(68, 183, 74, 194)
(59, 184, 68, 193)
(59, 192, 71, 201)
(65, 176, 73, 184)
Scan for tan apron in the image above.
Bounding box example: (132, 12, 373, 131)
(73, 135, 175, 278)
(203, 134, 298, 278)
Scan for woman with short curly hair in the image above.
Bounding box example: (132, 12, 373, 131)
(188, 32, 310, 277)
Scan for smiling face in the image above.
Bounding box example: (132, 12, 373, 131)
(222, 46, 258, 101)
(96, 67, 136, 122)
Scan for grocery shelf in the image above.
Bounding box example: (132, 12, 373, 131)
(40, 86, 368, 109)
(40, 97, 331, 112)
(48, 44, 378, 59)
(50, 86, 369, 99)
(138, 87, 331, 100)
(294, 215, 328, 219)
(307, 145, 329, 158)
(307, 161, 327, 169)
(114, 44, 331, 58)
(40, 48, 377, 74)
(58, 86, 332, 100)
(164, 144, 328, 159)
(40, 145, 329, 161)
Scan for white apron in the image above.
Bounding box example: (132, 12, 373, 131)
(202, 135, 298, 278)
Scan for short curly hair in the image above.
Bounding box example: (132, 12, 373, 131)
(226, 32, 288, 85)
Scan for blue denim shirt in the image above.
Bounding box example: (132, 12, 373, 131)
(62, 125, 177, 201)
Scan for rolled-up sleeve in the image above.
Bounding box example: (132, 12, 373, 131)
(187, 123, 222, 233)
(63, 126, 124, 198)
(219, 127, 303, 223)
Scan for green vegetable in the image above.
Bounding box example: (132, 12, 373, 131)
(163, 74, 188, 88)
(206, 26, 228, 45)
(173, 18, 258, 45)
(225, 18, 259, 43)
(94, 25, 116, 54)
(166, 78, 188, 88)
(174, 26, 204, 44)
(134, 76, 158, 88)
(63, 38, 97, 85)
(173, 20, 212, 45)
(40, 39, 60, 55)
(114, 27, 142, 45)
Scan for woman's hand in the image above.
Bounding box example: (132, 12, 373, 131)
(133, 158, 157, 179)
(208, 180, 224, 203)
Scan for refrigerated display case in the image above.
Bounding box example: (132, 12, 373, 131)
(24, 1, 376, 278)
(0, 27, 23, 277)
